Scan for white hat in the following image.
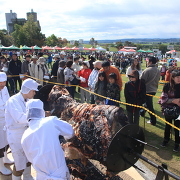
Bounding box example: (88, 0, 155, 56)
(20, 78, 39, 94)
(83, 61, 90, 68)
(53, 54, 60, 58)
(31, 55, 38, 59)
(26, 99, 45, 121)
(38, 57, 46, 62)
(60, 51, 66, 55)
(0, 72, 7, 82)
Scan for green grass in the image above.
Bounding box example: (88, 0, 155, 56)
(120, 61, 180, 178)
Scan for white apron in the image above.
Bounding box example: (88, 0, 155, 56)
(6, 127, 28, 171)
(0, 87, 9, 149)
(36, 168, 70, 180)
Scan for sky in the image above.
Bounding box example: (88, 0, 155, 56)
(0, 0, 180, 41)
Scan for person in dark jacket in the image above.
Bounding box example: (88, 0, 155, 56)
(124, 70, 146, 125)
(57, 60, 66, 86)
(51, 54, 60, 82)
(88, 56, 96, 70)
(158, 69, 180, 152)
(8, 53, 22, 94)
(21, 54, 31, 76)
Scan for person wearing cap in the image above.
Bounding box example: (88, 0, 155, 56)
(57, 60, 66, 85)
(8, 53, 22, 94)
(78, 61, 92, 103)
(0, 72, 14, 176)
(5, 78, 39, 180)
(100, 61, 123, 91)
(28, 55, 38, 78)
(124, 70, 146, 125)
(60, 51, 67, 61)
(21, 99, 74, 180)
(21, 55, 31, 77)
(51, 54, 60, 82)
(35, 57, 49, 86)
(88, 61, 102, 104)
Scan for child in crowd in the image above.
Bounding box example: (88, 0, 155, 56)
(124, 70, 146, 125)
(94, 71, 107, 105)
(105, 73, 120, 106)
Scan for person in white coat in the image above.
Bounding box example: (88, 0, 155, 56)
(5, 78, 39, 180)
(21, 99, 74, 180)
(0, 72, 13, 175)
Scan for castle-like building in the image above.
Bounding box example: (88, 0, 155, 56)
(5, 9, 41, 33)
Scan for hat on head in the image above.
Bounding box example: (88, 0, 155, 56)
(20, 78, 39, 94)
(31, 55, 38, 59)
(0, 72, 7, 82)
(82, 61, 90, 68)
(26, 99, 45, 121)
(60, 51, 66, 55)
(53, 54, 60, 58)
(38, 57, 46, 62)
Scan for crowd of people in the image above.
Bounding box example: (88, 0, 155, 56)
(0, 49, 180, 179)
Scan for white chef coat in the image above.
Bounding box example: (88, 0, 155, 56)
(0, 86, 9, 149)
(5, 92, 29, 171)
(21, 116, 74, 180)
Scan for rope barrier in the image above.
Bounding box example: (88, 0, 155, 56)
(8, 74, 180, 131)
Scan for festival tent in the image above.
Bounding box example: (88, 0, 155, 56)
(145, 49, 153, 53)
(20, 45, 32, 50)
(6, 45, 20, 50)
(96, 46, 106, 51)
(89, 47, 97, 51)
(118, 48, 127, 52)
(0, 45, 6, 49)
(62, 46, 71, 50)
(83, 47, 90, 51)
(71, 46, 79, 50)
(54, 46, 63, 50)
(136, 49, 145, 52)
(42, 46, 53, 50)
(32, 45, 42, 50)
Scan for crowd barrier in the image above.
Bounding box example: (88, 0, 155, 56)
(7, 74, 180, 131)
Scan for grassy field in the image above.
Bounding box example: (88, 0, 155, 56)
(119, 61, 180, 178)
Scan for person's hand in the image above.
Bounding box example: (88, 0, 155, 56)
(172, 99, 180, 106)
(45, 111, 51, 117)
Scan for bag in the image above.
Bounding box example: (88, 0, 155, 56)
(163, 106, 180, 119)
(70, 75, 80, 85)
(161, 72, 166, 76)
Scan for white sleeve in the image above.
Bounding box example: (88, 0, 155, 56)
(126, 66, 131, 77)
(6, 99, 27, 124)
(53, 117, 74, 139)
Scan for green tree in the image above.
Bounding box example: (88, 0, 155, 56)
(158, 44, 167, 55)
(0, 29, 13, 46)
(115, 41, 123, 50)
(89, 37, 98, 47)
(46, 34, 59, 46)
(124, 41, 135, 47)
(12, 15, 44, 47)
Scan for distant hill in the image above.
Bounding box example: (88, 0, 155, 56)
(84, 38, 180, 44)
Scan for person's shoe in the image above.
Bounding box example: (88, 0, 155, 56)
(0, 158, 12, 175)
(161, 140, 168, 147)
(147, 120, 151, 124)
(3, 152, 14, 165)
(140, 109, 146, 117)
(173, 144, 179, 152)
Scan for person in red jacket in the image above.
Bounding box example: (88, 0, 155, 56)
(78, 61, 92, 103)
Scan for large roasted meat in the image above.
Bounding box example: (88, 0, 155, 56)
(48, 85, 128, 166)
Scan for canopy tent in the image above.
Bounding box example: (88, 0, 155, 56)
(62, 46, 71, 50)
(96, 46, 106, 51)
(42, 46, 54, 50)
(71, 46, 79, 50)
(20, 45, 32, 50)
(118, 48, 127, 52)
(6, 45, 20, 50)
(145, 49, 153, 53)
(126, 49, 136, 52)
(32, 45, 42, 50)
(166, 50, 177, 54)
(89, 47, 97, 51)
(136, 49, 145, 52)
(54, 46, 63, 50)
(0, 45, 6, 49)
(83, 47, 90, 51)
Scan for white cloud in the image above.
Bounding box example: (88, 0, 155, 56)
(0, 0, 180, 40)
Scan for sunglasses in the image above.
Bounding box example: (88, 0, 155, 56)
(128, 75, 135, 78)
